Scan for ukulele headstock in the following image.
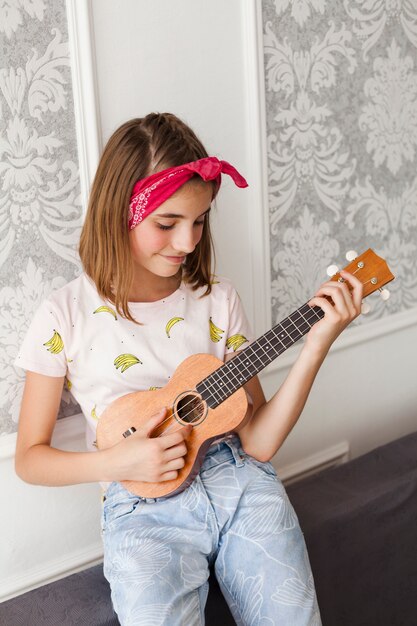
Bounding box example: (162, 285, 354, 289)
(328, 249, 395, 307)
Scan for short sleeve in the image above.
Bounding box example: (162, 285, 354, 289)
(15, 299, 68, 377)
(224, 285, 255, 356)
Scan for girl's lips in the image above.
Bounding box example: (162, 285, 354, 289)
(162, 255, 186, 264)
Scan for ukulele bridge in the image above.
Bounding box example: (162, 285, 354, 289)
(173, 391, 208, 427)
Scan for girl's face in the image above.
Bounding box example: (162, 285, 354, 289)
(129, 181, 213, 279)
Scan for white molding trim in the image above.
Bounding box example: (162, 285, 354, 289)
(260, 305, 417, 376)
(66, 0, 101, 213)
(0, 543, 104, 602)
(242, 0, 271, 338)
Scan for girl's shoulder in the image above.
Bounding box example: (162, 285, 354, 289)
(53, 272, 96, 294)
(195, 275, 237, 298)
(209, 275, 233, 289)
(183, 277, 245, 325)
(40, 273, 99, 321)
(182, 275, 239, 309)
(207, 275, 240, 303)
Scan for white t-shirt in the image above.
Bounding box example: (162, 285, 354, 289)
(15, 273, 254, 454)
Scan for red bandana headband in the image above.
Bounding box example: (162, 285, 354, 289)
(128, 156, 248, 230)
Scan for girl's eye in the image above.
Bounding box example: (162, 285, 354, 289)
(157, 220, 205, 231)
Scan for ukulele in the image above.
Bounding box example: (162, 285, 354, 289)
(96, 249, 395, 498)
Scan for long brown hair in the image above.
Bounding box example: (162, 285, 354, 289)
(79, 113, 217, 322)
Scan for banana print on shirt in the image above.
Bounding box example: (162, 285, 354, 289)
(226, 334, 248, 352)
(93, 306, 118, 320)
(43, 330, 64, 354)
(209, 317, 224, 343)
(114, 353, 142, 373)
(165, 316, 184, 338)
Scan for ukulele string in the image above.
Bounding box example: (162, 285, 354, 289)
(150, 301, 324, 436)
(149, 271, 371, 439)
(153, 399, 206, 437)
(150, 267, 374, 438)
(157, 265, 369, 434)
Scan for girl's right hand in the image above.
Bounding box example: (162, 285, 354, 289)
(104, 408, 192, 483)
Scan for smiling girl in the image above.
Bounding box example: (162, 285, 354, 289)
(15, 113, 362, 625)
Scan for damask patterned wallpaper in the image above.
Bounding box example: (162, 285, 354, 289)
(262, 0, 417, 325)
(0, 0, 81, 435)
(1, 2, 416, 436)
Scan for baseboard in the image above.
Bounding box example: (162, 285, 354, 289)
(0, 542, 104, 603)
(275, 441, 350, 486)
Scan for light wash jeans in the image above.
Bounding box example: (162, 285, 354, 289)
(101, 435, 321, 626)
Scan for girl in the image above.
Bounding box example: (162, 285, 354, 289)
(15, 113, 362, 625)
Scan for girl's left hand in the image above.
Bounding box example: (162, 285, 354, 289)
(305, 270, 363, 354)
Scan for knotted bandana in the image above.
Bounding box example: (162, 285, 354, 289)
(128, 157, 248, 230)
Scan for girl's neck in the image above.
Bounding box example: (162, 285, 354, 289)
(128, 272, 182, 303)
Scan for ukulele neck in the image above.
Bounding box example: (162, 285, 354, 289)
(196, 303, 324, 408)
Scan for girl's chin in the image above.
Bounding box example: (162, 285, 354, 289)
(150, 260, 182, 277)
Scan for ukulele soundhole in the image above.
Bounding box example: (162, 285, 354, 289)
(175, 392, 207, 427)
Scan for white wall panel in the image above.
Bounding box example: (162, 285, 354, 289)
(90, 0, 260, 322)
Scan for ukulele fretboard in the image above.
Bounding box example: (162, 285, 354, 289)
(196, 303, 324, 408)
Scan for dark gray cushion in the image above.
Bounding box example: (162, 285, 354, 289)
(0, 566, 233, 625)
(0, 565, 119, 626)
(286, 430, 417, 626)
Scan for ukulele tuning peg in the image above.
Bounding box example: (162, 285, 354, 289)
(379, 288, 390, 301)
(345, 250, 358, 262)
(361, 301, 371, 315)
(327, 264, 339, 277)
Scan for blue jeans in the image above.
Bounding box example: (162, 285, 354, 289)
(101, 435, 321, 625)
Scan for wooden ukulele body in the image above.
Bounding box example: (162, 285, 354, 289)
(96, 353, 248, 498)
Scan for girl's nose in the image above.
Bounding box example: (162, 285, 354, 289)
(173, 225, 197, 254)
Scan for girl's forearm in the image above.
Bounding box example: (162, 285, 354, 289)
(15, 444, 112, 487)
(240, 343, 328, 462)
